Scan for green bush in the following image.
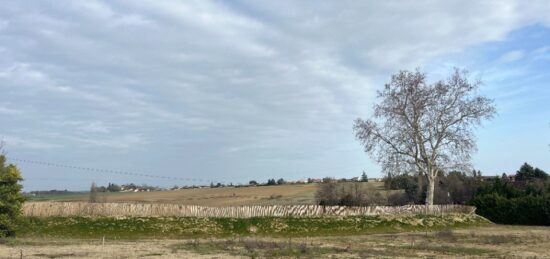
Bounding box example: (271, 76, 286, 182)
(470, 193, 550, 225)
(0, 154, 26, 237)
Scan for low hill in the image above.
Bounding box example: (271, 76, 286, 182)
(28, 182, 386, 206)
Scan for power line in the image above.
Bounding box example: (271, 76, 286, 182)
(8, 158, 224, 184)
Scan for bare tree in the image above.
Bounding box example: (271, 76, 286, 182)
(89, 182, 98, 203)
(354, 69, 495, 205)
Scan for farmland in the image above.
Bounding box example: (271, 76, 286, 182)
(28, 182, 387, 206)
(14, 182, 550, 258)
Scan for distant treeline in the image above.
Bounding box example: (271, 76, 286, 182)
(315, 163, 549, 226)
(28, 189, 73, 196)
(470, 163, 549, 225)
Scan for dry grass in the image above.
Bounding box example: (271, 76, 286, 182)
(31, 182, 388, 206)
(40, 184, 321, 206)
(2, 225, 549, 258)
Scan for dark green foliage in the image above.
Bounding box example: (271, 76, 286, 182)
(470, 171, 550, 225)
(470, 193, 550, 225)
(361, 171, 368, 182)
(385, 174, 416, 190)
(106, 183, 121, 192)
(0, 154, 26, 237)
(385, 174, 424, 204)
(516, 163, 548, 181)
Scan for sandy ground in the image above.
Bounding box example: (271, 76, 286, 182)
(0, 240, 242, 259)
(1, 225, 549, 258)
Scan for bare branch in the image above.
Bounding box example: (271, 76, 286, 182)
(354, 68, 496, 205)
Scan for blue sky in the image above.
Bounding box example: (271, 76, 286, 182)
(0, 1, 549, 190)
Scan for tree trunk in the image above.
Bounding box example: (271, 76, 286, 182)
(417, 174, 423, 202)
(425, 176, 435, 205)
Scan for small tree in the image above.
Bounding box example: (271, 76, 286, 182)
(361, 171, 369, 182)
(0, 147, 26, 237)
(89, 182, 98, 203)
(107, 183, 121, 192)
(354, 69, 496, 205)
(277, 178, 286, 185)
(516, 163, 548, 181)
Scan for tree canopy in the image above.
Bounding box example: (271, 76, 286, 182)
(354, 68, 496, 205)
(0, 151, 26, 237)
(516, 163, 548, 181)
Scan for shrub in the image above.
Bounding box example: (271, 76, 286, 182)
(470, 173, 550, 226)
(315, 182, 385, 206)
(516, 163, 548, 181)
(0, 154, 26, 237)
(470, 193, 550, 225)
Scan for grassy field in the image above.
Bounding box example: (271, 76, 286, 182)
(2, 224, 549, 258)
(28, 182, 388, 206)
(17, 182, 547, 258)
(14, 214, 488, 239)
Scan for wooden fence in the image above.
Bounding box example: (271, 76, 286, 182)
(22, 202, 476, 218)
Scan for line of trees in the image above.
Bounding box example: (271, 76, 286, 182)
(248, 178, 286, 186)
(470, 163, 550, 225)
(315, 162, 550, 225)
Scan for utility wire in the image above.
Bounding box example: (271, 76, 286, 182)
(8, 158, 225, 184)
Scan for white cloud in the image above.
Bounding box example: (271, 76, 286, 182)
(0, 105, 20, 115)
(1, 0, 550, 188)
(1, 135, 60, 150)
(498, 50, 525, 63)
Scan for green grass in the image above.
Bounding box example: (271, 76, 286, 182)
(27, 192, 89, 201)
(27, 191, 129, 202)
(14, 214, 490, 240)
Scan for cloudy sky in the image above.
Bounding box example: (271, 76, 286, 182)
(1, 1, 549, 190)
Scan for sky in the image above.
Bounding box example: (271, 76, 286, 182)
(0, 1, 549, 191)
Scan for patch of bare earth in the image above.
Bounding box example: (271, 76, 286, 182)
(0, 239, 244, 259)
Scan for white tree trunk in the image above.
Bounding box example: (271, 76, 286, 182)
(425, 176, 435, 205)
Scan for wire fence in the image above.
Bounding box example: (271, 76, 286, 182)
(8, 158, 224, 184)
